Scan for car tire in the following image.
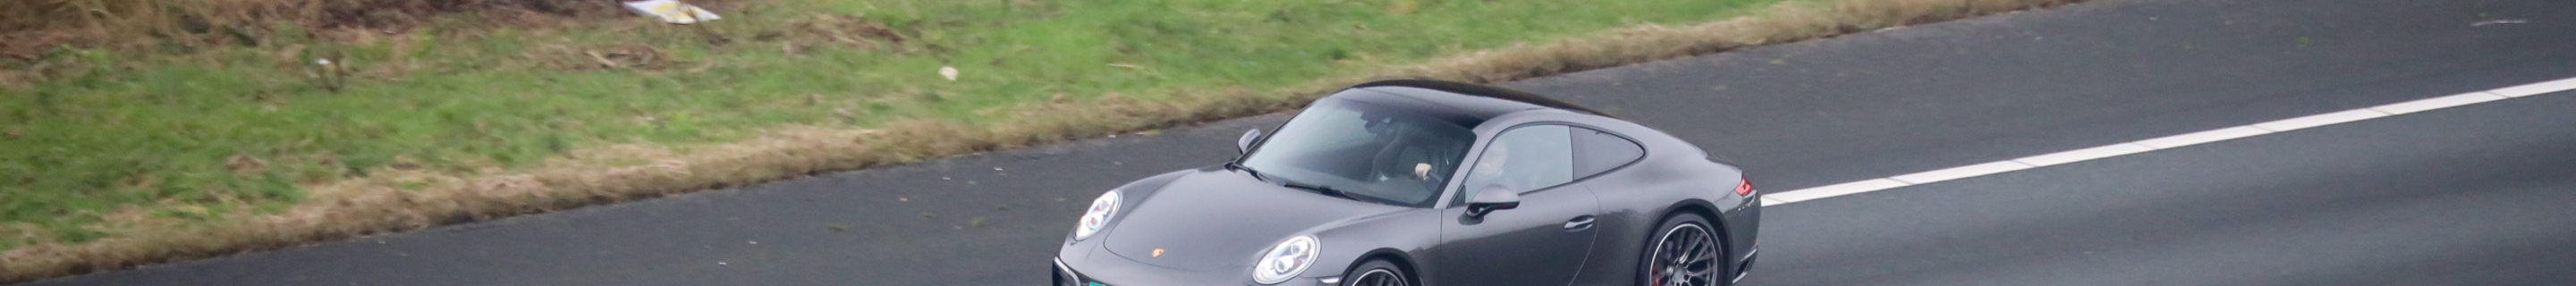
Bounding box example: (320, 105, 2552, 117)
(1639, 212, 1726, 286)
(1342, 259, 1413, 286)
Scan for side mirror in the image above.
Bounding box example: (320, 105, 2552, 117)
(1238, 129, 1263, 154)
(1465, 185, 1521, 217)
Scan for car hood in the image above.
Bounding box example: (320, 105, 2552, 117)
(1102, 170, 1408, 271)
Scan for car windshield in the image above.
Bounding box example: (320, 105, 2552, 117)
(1238, 99, 1476, 207)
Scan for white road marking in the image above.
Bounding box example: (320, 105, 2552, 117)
(1889, 161, 2034, 185)
(1758, 76, 2575, 206)
(2491, 78, 2576, 97)
(2133, 126, 2271, 149)
(2371, 92, 2507, 114)
(1763, 179, 1909, 206)
(2251, 109, 2389, 132)
(2011, 143, 2155, 167)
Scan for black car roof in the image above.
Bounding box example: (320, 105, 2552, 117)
(1346, 80, 1613, 118)
(1315, 80, 1616, 130)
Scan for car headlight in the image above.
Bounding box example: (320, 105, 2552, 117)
(1251, 235, 1319, 284)
(1073, 190, 1121, 240)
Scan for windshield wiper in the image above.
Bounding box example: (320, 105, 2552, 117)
(1280, 181, 1361, 201)
(1226, 162, 1269, 182)
(1232, 164, 1378, 204)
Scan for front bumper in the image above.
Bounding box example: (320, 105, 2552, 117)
(1055, 258, 1087, 286)
(1054, 257, 1338, 286)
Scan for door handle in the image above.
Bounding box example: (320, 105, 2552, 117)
(1563, 215, 1597, 231)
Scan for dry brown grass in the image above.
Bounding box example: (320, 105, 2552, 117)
(0, 0, 2082, 282)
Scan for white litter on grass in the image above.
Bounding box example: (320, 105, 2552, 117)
(940, 66, 961, 80)
(623, 0, 723, 24)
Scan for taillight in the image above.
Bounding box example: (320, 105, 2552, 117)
(1733, 177, 1754, 197)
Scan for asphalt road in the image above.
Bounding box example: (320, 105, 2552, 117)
(1747, 88, 2576, 285)
(27, 0, 2576, 285)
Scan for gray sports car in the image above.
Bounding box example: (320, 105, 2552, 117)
(1055, 80, 1760, 286)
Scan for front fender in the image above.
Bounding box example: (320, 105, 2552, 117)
(1300, 208, 1443, 282)
(1063, 168, 1196, 243)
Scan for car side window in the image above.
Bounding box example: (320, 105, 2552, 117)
(1458, 124, 1575, 199)
(1572, 127, 1645, 179)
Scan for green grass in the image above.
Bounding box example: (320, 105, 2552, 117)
(2, 0, 1803, 248)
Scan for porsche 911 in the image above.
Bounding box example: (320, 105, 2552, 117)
(1055, 80, 1761, 286)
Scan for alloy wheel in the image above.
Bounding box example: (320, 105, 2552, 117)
(1648, 223, 1721, 286)
(1351, 268, 1407, 286)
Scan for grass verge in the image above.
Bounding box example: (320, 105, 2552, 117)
(0, 0, 2082, 282)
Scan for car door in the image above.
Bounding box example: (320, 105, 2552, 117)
(1435, 124, 1604, 286)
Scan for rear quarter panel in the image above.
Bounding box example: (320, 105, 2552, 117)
(1555, 115, 1757, 286)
